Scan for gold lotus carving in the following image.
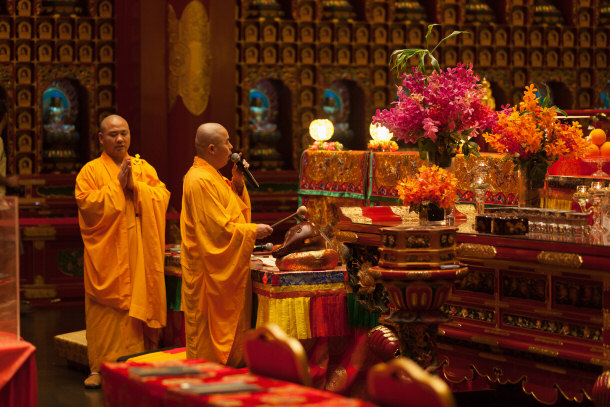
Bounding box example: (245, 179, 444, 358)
(537, 251, 582, 268)
(168, 1, 210, 116)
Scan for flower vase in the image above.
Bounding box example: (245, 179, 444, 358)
(518, 166, 546, 208)
(426, 148, 453, 169)
(419, 202, 445, 225)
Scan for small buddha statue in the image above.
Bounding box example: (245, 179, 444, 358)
(43, 96, 79, 172)
(480, 78, 496, 111)
(248, 87, 282, 170)
(323, 88, 353, 148)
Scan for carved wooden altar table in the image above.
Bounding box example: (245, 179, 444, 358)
(336, 206, 610, 405)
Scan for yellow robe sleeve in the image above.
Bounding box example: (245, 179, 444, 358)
(130, 160, 171, 328)
(75, 159, 131, 309)
(181, 163, 257, 364)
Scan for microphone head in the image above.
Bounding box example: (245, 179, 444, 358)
(263, 242, 274, 251)
(296, 206, 307, 216)
(230, 153, 240, 163)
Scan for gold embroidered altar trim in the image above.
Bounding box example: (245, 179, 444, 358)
(453, 154, 519, 195)
(253, 281, 345, 295)
(339, 207, 371, 224)
(303, 150, 367, 186)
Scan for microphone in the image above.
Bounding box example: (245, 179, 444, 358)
(230, 153, 260, 189)
(253, 242, 274, 252)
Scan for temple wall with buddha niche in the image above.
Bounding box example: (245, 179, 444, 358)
(236, 0, 610, 170)
(0, 0, 116, 305)
(0, 0, 115, 181)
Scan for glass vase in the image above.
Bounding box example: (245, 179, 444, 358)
(518, 166, 547, 208)
(426, 148, 453, 169)
(419, 202, 446, 225)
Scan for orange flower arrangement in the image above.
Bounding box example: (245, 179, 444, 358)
(483, 84, 588, 187)
(397, 165, 458, 212)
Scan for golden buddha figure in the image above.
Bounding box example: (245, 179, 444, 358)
(480, 77, 496, 111)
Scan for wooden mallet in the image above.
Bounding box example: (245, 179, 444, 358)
(271, 206, 308, 228)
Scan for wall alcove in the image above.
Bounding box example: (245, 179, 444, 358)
(248, 78, 293, 171)
(41, 78, 89, 174)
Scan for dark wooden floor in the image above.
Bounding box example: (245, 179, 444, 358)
(20, 304, 594, 407)
(20, 303, 103, 407)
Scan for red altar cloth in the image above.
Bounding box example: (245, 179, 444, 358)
(0, 335, 37, 407)
(101, 359, 375, 406)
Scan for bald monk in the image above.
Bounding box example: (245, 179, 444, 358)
(75, 115, 170, 388)
(181, 123, 273, 366)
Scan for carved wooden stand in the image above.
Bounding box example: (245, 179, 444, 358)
(369, 225, 468, 370)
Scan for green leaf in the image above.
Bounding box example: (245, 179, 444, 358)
(428, 53, 440, 73)
(555, 107, 567, 116)
(540, 82, 552, 108)
(425, 24, 439, 49)
(461, 142, 470, 156)
(417, 54, 427, 74)
(467, 141, 481, 157)
(431, 30, 470, 54)
(391, 49, 429, 73)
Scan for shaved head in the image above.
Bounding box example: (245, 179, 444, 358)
(100, 114, 127, 133)
(195, 123, 233, 170)
(98, 114, 130, 165)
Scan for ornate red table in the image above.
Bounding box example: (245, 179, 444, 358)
(101, 358, 375, 406)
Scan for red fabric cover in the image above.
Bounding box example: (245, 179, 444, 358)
(309, 293, 349, 338)
(244, 337, 305, 385)
(0, 335, 37, 407)
(101, 359, 374, 406)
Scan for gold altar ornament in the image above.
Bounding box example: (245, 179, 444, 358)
(309, 119, 334, 142)
(369, 123, 393, 142)
(537, 251, 583, 269)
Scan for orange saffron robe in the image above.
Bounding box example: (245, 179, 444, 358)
(76, 152, 170, 370)
(180, 157, 257, 366)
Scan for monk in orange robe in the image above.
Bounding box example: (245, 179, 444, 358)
(75, 115, 170, 388)
(181, 123, 273, 367)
